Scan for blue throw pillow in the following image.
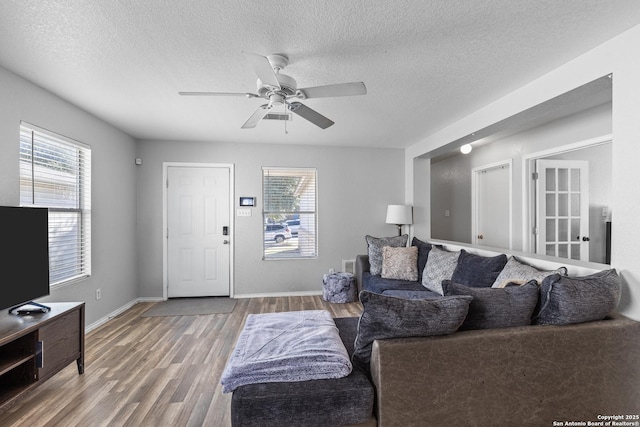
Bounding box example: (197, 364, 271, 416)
(451, 249, 508, 288)
(443, 280, 539, 330)
(533, 269, 621, 325)
(352, 290, 471, 370)
(411, 237, 433, 282)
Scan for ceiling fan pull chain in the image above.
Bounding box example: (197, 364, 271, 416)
(284, 105, 289, 134)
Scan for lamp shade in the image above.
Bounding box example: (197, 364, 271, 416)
(385, 205, 413, 225)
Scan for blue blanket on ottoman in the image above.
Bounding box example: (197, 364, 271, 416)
(221, 310, 352, 393)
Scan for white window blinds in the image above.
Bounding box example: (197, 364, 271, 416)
(19, 122, 92, 287)
(263, 167, 317, 259)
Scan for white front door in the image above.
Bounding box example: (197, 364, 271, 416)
(536, 159, 589, 261)
(473, 161, 511, 249)
(167, 166, 230, 297)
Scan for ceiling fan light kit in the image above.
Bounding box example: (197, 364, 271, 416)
(179, 52, 366, 130)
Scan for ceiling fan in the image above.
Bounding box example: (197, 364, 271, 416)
(179, 52, 367, 129)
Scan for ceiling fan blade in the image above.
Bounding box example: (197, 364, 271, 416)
(297, 82, 367, 99)
(287, 102, 334, 129)
(179, 91, 259, 98)
(242, 52, 281, 89)
(241, 104, 272, 129)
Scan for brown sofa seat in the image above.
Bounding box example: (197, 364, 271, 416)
(370, 314, 640, 426)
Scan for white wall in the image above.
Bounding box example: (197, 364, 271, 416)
(0, 66, 138, 326)
(406, 24, 640, 321)
(136, 139, 404, 298)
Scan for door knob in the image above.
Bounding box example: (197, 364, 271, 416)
(477, 234, 484, 240)
(582, 236, 590, 242)
(223, 240, 230, 244)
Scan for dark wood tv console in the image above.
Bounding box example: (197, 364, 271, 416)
(0, 302, 84, 413)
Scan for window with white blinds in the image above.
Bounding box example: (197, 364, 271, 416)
(19, 122, 91, 287)
(263, 167, 317, 259)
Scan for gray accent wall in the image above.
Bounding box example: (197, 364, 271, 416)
(0, 66, 138, 326)
(136, 139, 405, 298)
(430, 102, 611, 255)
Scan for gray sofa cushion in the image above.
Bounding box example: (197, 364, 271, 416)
(352, 290, 471, 370)
(443, 280, 539, 330)
(451, 249, 508, 288)
(533, 269, 621, 325)
(361, 271, 426, 294)
(382, 289, 442, 299)
(231, 317, 374, 427)
(365, 234, 408, 275)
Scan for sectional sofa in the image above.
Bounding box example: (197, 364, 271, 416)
(353, 236, 640, 426)
(228, 237, 640, 426)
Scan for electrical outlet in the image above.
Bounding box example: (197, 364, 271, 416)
(96, 288, 101, 300)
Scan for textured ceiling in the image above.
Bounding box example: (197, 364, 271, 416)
(1, 0, 639, 148)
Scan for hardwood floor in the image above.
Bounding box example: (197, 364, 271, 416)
(0, 296, 362, 427)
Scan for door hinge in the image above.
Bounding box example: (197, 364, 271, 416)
(166, 178, 169, 188)
(533, 227, 539, 235)
(532, 172, 539, 180)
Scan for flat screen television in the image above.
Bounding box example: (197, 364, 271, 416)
(0, 206, 50, 312)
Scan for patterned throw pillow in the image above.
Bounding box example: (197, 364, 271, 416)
(365, 234, 409, 276)
(533, 269, 621, 325)
(381, 246, 418, 281)
(443, 280, 539, 330)
(422, 246, 460, 295)
(352, 291, 472, 370)
(491, 256, 567, 288)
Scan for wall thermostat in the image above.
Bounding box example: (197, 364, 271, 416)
(239, 197, 256, 207)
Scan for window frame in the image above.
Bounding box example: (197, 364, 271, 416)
(19, 122, 92, 289)
(262, 167, 318, 260)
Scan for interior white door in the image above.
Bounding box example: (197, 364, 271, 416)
(536, 159, 589, 261)
(167, 166, 230, 297)
(474, 163, 511, 249)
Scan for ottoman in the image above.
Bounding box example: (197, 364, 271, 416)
(323, 272, 357, 303)
(230, 317, 375, 427)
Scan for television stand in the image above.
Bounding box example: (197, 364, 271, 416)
(0, 302, 84, 413)
(8, 301, 51, 315)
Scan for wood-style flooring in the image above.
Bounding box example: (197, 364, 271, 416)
(0, 296, 363, 427)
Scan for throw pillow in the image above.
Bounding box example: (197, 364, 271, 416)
(533, 269, 621, 325)
(381, 246, 418, 281)
(411, 237, 434, 282)
(451, 249, 508, 288)
(365, 234, 408, 275)
(422, 246, 460, 295)
(352, 290, 472, 370)
(443, 280, 539, 330)
(491, 256, 568, 288)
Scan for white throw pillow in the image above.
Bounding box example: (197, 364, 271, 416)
(491, 256, 567, 288)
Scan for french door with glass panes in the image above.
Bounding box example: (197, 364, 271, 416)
(536, 159, 589, 261)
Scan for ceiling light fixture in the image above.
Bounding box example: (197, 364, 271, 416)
(460, 144, 473, 154)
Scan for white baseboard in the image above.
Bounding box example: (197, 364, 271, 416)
(234, 290, 322, 299)
(85, 297, 163, 333)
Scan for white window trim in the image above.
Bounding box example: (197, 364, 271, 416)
(19, 122, 91, 289)
(262, 167, 318, 260)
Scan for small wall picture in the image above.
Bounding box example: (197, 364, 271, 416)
(240, 197, 256, 207)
